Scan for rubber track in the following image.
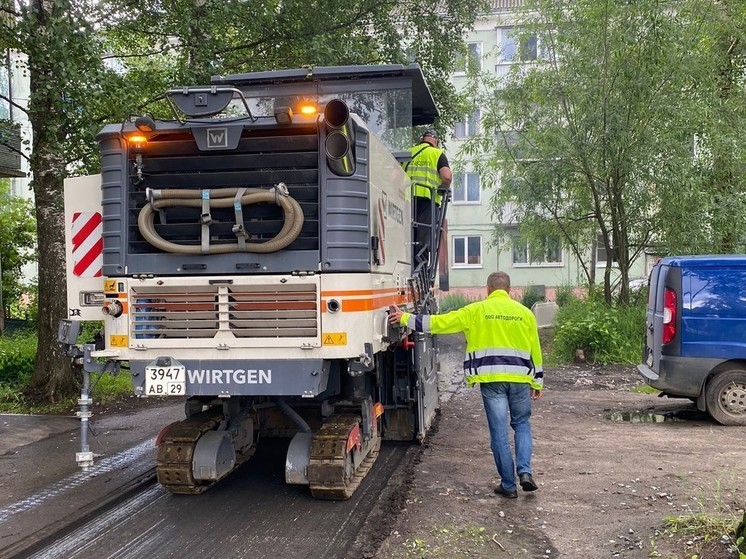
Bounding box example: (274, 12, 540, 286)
(308, 414, 382, 500)
(156, 410, 256, 495)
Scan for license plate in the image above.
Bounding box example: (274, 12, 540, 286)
(144, 364, 186, 396)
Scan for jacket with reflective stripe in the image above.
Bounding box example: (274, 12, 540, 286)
(405, 143, 445, 206)
(400, 290, 543, 389)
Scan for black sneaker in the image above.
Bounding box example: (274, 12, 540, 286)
(519, 473, 538, 492)
(494, 484, 518, 499)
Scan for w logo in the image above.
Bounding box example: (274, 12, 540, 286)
(206, 128, 228, 149)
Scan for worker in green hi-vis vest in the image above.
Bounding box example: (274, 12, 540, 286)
(403, 130, 452, 268)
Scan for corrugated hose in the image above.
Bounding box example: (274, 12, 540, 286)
(137, 185, 304, 254)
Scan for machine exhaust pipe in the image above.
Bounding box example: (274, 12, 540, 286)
(324, 99, 356, 177)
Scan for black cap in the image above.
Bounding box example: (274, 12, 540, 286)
(421, 129, 438, 142)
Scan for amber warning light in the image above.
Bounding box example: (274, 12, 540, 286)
(299, 104, 317, 115)
(128, 134, 148, 147)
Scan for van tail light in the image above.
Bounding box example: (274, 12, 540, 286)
(662, 287, 676, 344)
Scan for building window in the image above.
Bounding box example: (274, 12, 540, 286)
(596, 233, 618, 265)
(454, 236, 482, 267)
(512, 236, 562, 266)
(522, 35, 538, 61)
(0, 52, 10, 120)
(512, 237, 528, 264)
(455, 42, 482, 74)
(452, 172, 481, 204)
(499, 27, 538, 62)
(454, 109, 481, 138)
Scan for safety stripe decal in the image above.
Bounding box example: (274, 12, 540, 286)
(320, 287, 413, 313)
(71, 212, 103, 278)
(320, 288, 401, 297)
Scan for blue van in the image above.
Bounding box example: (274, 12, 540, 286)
(638, 255, 746, 425)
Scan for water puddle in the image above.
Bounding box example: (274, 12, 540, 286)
(606, 411, 682, 423)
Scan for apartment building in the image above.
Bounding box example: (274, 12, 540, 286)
(0, 49, 29, 192)
(1, 47, 34, 296)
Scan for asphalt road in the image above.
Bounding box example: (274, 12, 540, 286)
(0, 409, 414, 559)
(20, 440, 409, 559)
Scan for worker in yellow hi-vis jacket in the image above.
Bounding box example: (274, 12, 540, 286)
(389, 271, 543, 499)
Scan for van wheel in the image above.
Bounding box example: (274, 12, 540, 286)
(705, 370, 746, 426)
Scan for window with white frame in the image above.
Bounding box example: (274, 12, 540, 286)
(512, 237, 528, 264)
(0, 52, 10, 120)
(453, 235, 482, 266)
(453, 109, 481, 138)
(451, 172, 481, 203)
(512, 235, 562, 266)
(455, 42, 483, 74)
(499, 27, 538, 63)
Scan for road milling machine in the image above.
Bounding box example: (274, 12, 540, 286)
(59, 64, 449, 499)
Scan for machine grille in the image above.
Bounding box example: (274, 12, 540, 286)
(130, 283, 318, 340)
(128, 127, 320, 254)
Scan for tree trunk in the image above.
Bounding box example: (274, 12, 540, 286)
(589, 235, 597, 286)
(25, 159, 78, 402)
(614, 222, 631, 305)
(23, 0, 78, 402)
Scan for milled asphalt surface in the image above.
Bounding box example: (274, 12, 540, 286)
(0, 401, 184, 557)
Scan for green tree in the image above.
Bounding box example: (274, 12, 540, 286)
(99, 0, 488, 128)
(0, 0, 113, 401)
(0, 179, 36, 319)
(654, 0, 746, 255)
(463, 0, 745, 303)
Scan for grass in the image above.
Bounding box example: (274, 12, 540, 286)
(650, 481, 746, 559)
(396, 525, 499, 558)
(1, 327, 135, 415)
(0, 371, 135, 415)
(2, 317, 743, 559)
(438, 293, 477, 313)
(630, 384, 659, 394)
(653, 513, 744, 559)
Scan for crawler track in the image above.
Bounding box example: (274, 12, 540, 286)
(307, 414, 382, 500)
(156, 410, 255, 494)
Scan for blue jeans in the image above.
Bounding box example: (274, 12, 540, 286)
(480, 382, 533, 492)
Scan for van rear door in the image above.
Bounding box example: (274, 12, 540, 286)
(644, 262, 682, 371)
(643, 263, 665, 371)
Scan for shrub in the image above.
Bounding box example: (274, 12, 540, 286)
(439, 293, 476, 313)
(6, 282, 38, 323)
(554, 284, 577, 307)
(552, 298, 646, 364)
(79, 321, 104, 345)
(627, 284, 648, 307)
(521, 285, 545, 309)
(0, 331, 37, 386)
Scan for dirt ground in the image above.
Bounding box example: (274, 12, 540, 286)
(354, 335, 746, 559)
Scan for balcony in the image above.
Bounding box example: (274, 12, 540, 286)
(0, 120, 24, 178)
(492, 0, 524, 10)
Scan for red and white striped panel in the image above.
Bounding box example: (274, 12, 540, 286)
(377, 198, 386, 265)
(71, 212, 103, 277)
